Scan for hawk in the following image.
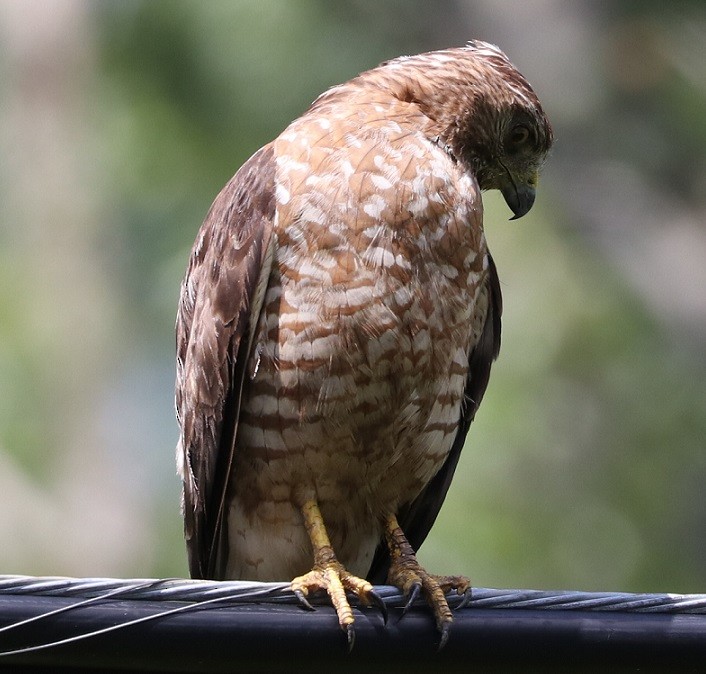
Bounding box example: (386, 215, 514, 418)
(176, 41, 552, 647)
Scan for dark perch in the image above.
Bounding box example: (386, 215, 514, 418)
(0, 576, 704, 672)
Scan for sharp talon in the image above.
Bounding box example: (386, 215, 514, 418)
(402, 583, 421, 616)
(438, 624, 450, 651)
(294, 589, 316, 611)
(346, 623, 356, 652)
(455, 587, 472, 610)
(369, 590, 388, 624)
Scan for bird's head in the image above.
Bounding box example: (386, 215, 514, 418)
(448, 41, 553, 219)
(375, 41, 553, 220)
(449, 42, 553, 220)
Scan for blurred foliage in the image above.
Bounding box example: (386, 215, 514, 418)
(0, 0, 704, 591)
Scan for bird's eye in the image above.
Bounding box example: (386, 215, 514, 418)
(507, 125, 530, 148)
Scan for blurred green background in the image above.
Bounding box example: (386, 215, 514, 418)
(0, 0, 704, 592)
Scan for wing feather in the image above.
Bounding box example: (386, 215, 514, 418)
(175, 144, 276, 579)
(367, 254, 502, 583)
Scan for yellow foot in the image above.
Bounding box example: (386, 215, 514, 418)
(293, 499, 387, 650)
(291, 559, 386, 649)
(384, 514, 470, 649)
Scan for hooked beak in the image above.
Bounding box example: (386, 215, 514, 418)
(500, 169, 538, 220)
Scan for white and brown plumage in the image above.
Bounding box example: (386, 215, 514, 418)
(176, 41, 552, 646)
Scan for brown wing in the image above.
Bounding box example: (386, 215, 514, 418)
(367, 254, 502, 584)
(176, 144, 276, 580)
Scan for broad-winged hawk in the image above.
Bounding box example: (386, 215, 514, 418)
(176, 41, 552, 647)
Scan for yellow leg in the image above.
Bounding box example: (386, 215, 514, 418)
(291, 499, 385, 649)
(384, 513, 470, 649)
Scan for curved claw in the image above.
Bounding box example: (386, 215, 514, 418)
(293, 589, 316, 612)
(402, 583, 421, 617)
(368, 589, 388, 624)
(437, 624, 450, 651)
(346, 624, 356, 652)
(455, 586, 472, 611)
